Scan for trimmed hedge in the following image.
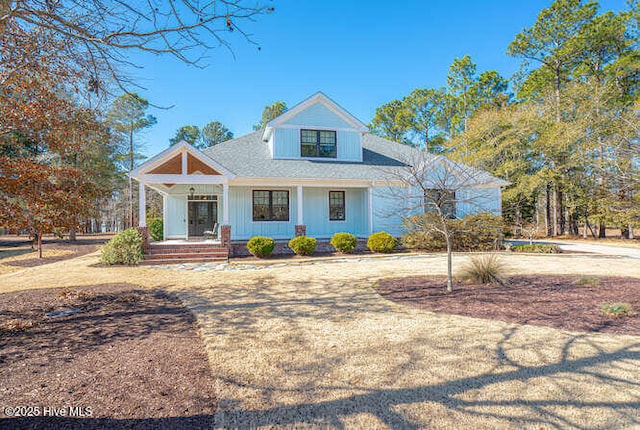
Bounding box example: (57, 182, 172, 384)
(330, 232, 358, 253)
(511, 244, 562, 254)
(148, 218, 163, 242)
(367, 231, 398, 253)
(246, 236, 275, 258)
(101, 229, 144, 265)
(288, 236, 317, 256)
(402, 212, 504, 252)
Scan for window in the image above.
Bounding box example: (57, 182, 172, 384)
(301, 129, 336, 158)
(424, 189, 456, 219)
(329, 191, 345, 221)
(253, 190, 289, 221)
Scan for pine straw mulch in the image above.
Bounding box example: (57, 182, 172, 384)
(374, 275, 640, 336)
(0, 284, 216, 429)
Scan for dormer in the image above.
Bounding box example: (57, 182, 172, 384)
(262, 92, 369, 162)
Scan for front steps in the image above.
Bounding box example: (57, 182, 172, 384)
(142, 242, 229, 265)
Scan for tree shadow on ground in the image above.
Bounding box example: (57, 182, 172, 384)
(180, 277, 640, 429)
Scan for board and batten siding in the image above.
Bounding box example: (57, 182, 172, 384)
(456, 187, 502, 217)
(303, 188, 368, 238)
(371, 186, 408, 237)
(271, 101, 363, 162)
(229, 186, 298, 240)
(283, 102, 353, 129)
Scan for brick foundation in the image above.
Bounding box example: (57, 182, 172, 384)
(220, 225, 231, 247)
(230, 239, 369, 257)
(137, 226, 150, 251)
(294, 225, 306, 237)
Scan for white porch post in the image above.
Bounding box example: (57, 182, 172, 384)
(162, 195, 168, 239)
(138, 182, 147, 227)
(368, 184, 374, 234)
(222, 182, 229, 224)
(297, 185, 304, 225)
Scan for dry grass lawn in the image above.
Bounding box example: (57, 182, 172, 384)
(1, 251, 640, 428)
(0, 247, 73, 274)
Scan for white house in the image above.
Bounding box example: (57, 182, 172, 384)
(131, 92, 507, 256)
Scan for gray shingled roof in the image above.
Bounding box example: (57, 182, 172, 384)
(203, 131, 508, 186)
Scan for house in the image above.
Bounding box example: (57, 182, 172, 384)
(131, 92, 508, 255)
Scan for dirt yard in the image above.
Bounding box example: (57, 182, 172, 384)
(0, 284, 216, 429)
(375, 275, 640, 335)
(0, 234, 110, 275)
(1, 250, 640, 428)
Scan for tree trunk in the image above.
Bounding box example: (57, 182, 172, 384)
(598, 223, 606, 239)
(69, 229, 76, 242)
(546, 184, 552, 237)
(37, 231, 42, 259)
(629, 224, 635, 240)
(446, 236, 453, 293)
(552, 186, 559, 236)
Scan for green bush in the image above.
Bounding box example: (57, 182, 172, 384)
(246, 236, 275, 258)
(458, 254, 507, 285)
(101, 229, 144, 265)
(288, 236, 317, 256)
(575, 276, 600, 286)
(367, 231, 398, 253)
(148, 218, 163, 242)
(402, 212, 504, 252)
(601, 303, 634, 317)
(330, 232, 358, 253)
(511, 244, 562, 254)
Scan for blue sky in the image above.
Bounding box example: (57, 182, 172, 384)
(129, 0, 629, 157)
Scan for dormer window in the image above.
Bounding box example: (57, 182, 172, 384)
(301, 129, 336, 158)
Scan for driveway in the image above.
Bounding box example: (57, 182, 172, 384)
(509, 239, 640, 259)
(175, 257, 640, 429)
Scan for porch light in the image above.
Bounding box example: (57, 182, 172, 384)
(188, 187, 195, 199)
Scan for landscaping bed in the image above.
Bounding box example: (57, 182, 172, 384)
(375, 275, 640, 335)
(0, 234, 111, 274)
(0, 284, 216, 429)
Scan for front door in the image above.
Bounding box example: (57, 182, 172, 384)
(188, 201, 217, 237)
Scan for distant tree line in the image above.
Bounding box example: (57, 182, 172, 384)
(371, 0, 639, 238)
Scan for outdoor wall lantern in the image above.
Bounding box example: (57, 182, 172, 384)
(188, 187, 195, 200)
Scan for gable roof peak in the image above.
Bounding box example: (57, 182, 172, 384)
(262, 92, 368, 140)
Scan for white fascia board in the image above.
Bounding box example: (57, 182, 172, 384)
(137, 174, 229, 184)
(131, 140, 236, 179)
(266, 92, 368, 132)
(228, 177, 404, 188)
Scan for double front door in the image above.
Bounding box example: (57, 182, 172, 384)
(188, 201, 218, 237)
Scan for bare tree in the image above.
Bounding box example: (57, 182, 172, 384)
(382, 150, 507, 292)
(0, 0, 274, 91)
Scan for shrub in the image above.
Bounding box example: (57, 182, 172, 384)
(288, 236, 317, 256)
(458, 254, 507, 285)
(148, 218, 163, 242)
(100, 228, 144, 265)
(576, 276, 600, 286)
(601, 303, 634, 317)
(402, 212, 504, 252)
(367, 231, 398, 253)
(511, 244, 562, 254)
(246, 236, 275, 258)
(330, 232, 358, 253)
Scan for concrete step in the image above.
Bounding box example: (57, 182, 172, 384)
(140, 256, 228, 265)
(145, 252, 228, 260)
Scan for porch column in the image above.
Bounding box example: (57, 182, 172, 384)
(297, 185, 303, 225)
(368, 184, 374, 234)
(138, 182, 147, 227)
(222, 182, 229, 224)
